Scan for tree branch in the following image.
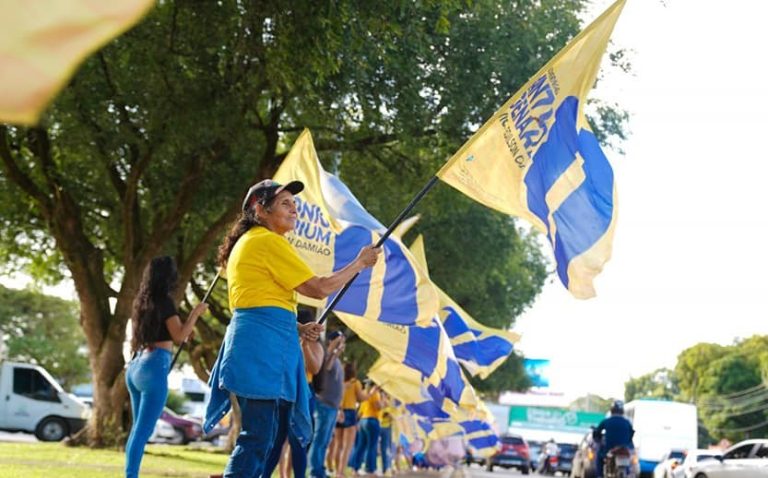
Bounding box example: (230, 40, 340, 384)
(175, 200, 241, 302)
(0, 126, 52, 218)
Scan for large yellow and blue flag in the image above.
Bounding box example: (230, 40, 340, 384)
(273, 129, 438, 326)
(436, 0, 625, 299)
(342, 314, 477, 409)
(410, 235, 520, 379)
(0, 0, 155, 125)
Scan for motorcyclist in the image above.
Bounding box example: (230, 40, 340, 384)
(592, 400, 635, 478)
(537, 438, 560, 474)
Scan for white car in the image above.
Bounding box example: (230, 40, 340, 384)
(654, 449, 687, 478)
(670, 449, 721, 478)
(691, 439, 768, 477)
(0, 361, 90, 441)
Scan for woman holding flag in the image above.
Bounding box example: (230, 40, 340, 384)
(204, 178, 380, 478)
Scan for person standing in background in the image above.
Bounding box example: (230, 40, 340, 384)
(125, 256, 208, 478)
(308, 330, 346, 478)
(349, 382, 382, 475)
(331, 362, 372, 478)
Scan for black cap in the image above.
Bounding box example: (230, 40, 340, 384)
(242, 179, 304, 212)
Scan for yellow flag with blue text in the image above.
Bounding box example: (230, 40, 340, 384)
(273, 129, 439, 326)
(0, 0, 155, 125)
(436, 0, 625, 299)
(410, 235, 520, 379)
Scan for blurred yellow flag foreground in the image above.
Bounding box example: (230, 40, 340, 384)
(0, 0, 155, 125)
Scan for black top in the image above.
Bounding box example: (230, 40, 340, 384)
(147, 295, 178, 342)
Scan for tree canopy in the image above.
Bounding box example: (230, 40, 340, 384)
(0, 0, 627, 445)
(628, 337, 768, 443)
(624, 368, 679, 403)
(0, 285, 89, 388)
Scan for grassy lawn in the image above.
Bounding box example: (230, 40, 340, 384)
(0, 442, 230, 477)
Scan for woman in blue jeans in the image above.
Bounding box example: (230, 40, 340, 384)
(203, 179, 379, 478)
(125, 256, 208, 478)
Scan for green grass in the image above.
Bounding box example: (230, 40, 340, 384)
(0, 442, 230, 477)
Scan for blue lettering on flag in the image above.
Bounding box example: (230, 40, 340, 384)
(523, 96, 614, 288)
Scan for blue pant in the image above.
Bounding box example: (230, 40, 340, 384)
(308, 400, 338, 478)
(379, 426, 392, 473)
(224, 398, 290, 478)
(125, 349, 171, 478)
(349, 428, 364, 471)
(353, 418, 380, 473)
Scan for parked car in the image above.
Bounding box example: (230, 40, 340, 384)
(687, 439, 768, 477)
(670, 449, 720, 478)
(654, 449, 688, 478)
(148, 407, 202, 445)
(486, 434, 530, 474)
(572, 430, 600, 478)
(0, 361, 90, 441)
(557, 442, 578, 475)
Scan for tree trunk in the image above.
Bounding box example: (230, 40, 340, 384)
(86, 335, 131, 447)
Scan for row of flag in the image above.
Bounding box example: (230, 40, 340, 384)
(271, 0, 626, 449)
(275, 130, 509, 449)
(1, 0, 628, 451)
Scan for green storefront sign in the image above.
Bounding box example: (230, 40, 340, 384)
(508, 406, 604, 432)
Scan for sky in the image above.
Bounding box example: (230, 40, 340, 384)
(4, 0, 768, 404)
(515, 0, 768, 401)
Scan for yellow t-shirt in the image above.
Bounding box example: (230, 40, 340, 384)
(226, 227, 315, 312)
(341, 379, 363, 409)
(379, 405, 395, 427)
(359, 390, 381, 419)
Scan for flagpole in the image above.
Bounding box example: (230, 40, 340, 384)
(169, 272, 220, 371)
(317, 176, 439, 325)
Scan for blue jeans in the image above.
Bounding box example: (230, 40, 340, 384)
(379, 426, 392, 473)
(349, 427, 364, 471)
(308, 400, 338, 478)
(224, 398, 290, 478)
(357, 418, 380, 473)
(125, 349, 171, 478)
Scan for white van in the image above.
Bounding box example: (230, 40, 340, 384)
(625, 399, 697, 475)
(0, 361, 90, 441)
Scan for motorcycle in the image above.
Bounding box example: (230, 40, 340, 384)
(603, 446, 637, 478)
(536, 453, 558, 475)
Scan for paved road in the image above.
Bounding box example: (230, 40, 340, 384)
(406, 464, 534, 478)
(465, 464, 534, 477)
